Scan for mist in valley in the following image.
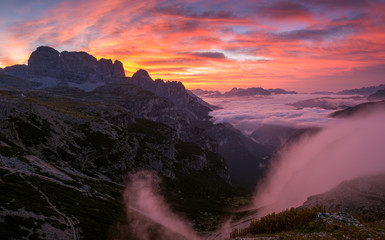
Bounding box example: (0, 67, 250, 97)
(121, 98, 385, 239)
(252, 108, 385, 217)
(119, 171, 201, 240)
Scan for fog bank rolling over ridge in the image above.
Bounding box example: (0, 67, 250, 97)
(123, 171, 200, 240)
(252, 109, 385, 217)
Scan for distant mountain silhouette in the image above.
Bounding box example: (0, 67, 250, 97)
(191, 87, 296, 98)
(338, 84, 385, 95)
(367, 88, 385, 100)
(330, 100, 385, 118)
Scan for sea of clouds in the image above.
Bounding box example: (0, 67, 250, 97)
(202, 94, 366, 134)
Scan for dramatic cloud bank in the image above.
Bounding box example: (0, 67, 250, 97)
(203, 94, 366, 134)
(121, 171, 200, 240)
(252, 109, 385, 217)
(1, 0, 385, 91)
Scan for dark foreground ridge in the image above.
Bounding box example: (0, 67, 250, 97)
(0, 46, 274, 239)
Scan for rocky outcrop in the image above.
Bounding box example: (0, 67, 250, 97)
(128, 69, 212, 120)
(2, 46, 126, 91)
(27, 46, 126, 84)
(28, 46, 60, 77)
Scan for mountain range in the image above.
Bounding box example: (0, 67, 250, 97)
(191, 87, 297, 98)
(0, 46, 275, 239)
(1, 46, 384, 240)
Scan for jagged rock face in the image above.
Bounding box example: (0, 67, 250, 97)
(113, 60, 125, 78)
(27, 46, 125, 84)
(28, 46, 60, 76)
(130, 69, 154, 88)
(57, 50, 99, 83)
(127, 69, 275, 188)
(129, 69, 212, 120)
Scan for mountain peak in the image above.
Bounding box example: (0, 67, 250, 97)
(130, 69, 154, 86)
(28, 46, 60, 76)
(25, 46, 126, 87)
(133, 69, 151, 78)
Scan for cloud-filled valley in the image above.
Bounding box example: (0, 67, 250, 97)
(202, 94, 367, 134)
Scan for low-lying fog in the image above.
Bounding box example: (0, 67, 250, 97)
(124, 94, 385, 239)
(202, 94, 366, 134)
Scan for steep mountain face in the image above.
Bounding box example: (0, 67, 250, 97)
(2, 46, 125, 91)
(126, 69, 275, 188)
(128, 69, 212, 120)
(250, 124, 299, 148)
(194, 121, 273, 188)
(28, 46, 125, 83)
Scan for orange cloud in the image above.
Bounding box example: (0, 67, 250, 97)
(1, 0, 385, 92)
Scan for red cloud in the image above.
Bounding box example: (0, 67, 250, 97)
(1, 0, 385, 92)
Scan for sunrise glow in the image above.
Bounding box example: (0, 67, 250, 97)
(1, 0, 385, 92)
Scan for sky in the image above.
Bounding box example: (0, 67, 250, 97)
(0, 0, 385, 92)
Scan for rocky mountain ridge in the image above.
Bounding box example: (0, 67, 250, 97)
(0, 46, 276, 239)
(191, 87, 297, 98)
(3, 46, 125, 90)
(338, 83, 385, 95)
